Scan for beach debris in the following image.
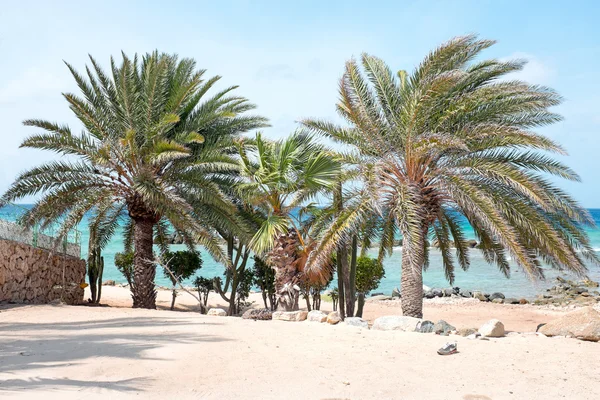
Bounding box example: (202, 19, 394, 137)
(242, 309, 273, 320)
(538, 306, 600, 342)
(478, 319, 505, 337)
(372, 316, 422, 331)
(536, 323, 546, 332)
(207, 308, 227, 317)
(437, 342, 458, 355)
(392, 288, 401, 298)
(326, 311, 342, 325)
(344, 317, 369, 329)
(466, 332, 481, 340)
(102, 280, 116, 286)
(433, 320, 456, 335)
(307, 310, 327, 323)
(415, 320, 435, 333)
(272, 310, 308, 322)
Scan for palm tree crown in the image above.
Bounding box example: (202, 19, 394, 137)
(1, 51, 268, 308)
(304, 35, 599, 317)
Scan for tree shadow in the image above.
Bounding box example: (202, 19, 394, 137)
(0, 315, 230, 393)
(0, 377, 147, 393)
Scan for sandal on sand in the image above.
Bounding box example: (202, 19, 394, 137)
(437, 342, 458, 356)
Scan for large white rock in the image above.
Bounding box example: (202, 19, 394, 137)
(372, 316, 422, 331)
(344, 317, 369, 329)
(272, 310, 308, 322)
(307, 310, 327, 323)
(539, 306, 600, 342)
(478, 319, 505, 337)
(207, 308, 227, 317)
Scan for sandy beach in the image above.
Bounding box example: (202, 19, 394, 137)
(1, 287, 599, 400)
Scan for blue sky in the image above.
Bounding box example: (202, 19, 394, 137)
(0, 0, 599, 206)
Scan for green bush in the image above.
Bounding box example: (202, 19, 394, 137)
(114, 252, 135, 288)
(355, 256, 385, 294)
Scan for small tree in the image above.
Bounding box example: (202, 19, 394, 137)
(114, 252, 135, 289)
(163, 251, 203, 310)
(194, 276, 213, 313)
(355, 256, 385, 317)
(253, 256, 276, 310)
(330, 288, 339, 312)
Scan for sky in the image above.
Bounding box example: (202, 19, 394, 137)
(0, 0, 599, 206)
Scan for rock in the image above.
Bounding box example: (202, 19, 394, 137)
(489, 292, 505, 301)
(491, 298, 504, 304)
(519, 298, 529, 305)
(366, 295, 392, 302)
(415, 320, 435, 333)
(582, 279, 599, 288)
(344, 317, 369, 329)
(442, 288, 454, 297)
(473, 291, 487, 302)
(538, 307, 600, 342)
(327, 311, 342, 325)
(503, 298, 519, 305)
(424, 291, 435, 299)
(372, 316, 422, 331)
(392, 288, 401, 298)
(307, 310, 327, 323)
(272, 310, 308, 321)
(102, 280, 116, 286)
(457, 328, 478, 337)
(431, 288, 443, 298)
(478, 319, 505, 337)
(371, 292, 384, 297)
(423, 285, 432, 292)
(433, 320, 455, 335)
(207, 308, 227, 317)
(241, 309, 272, 320)
(459, 289, 472, 298)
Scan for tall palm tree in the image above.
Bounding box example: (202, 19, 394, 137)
(303, 35, 599, 318)
(237, 131, 340, 310)
(1, 51, 267, 309)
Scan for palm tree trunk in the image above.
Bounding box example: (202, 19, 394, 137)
(400, 231, 425, 318)
(346, 235, 358, 317)
(356, 293, 365, 318)
(269, 231, 301, 311)
(336, 250, 346, 319)
(132, 217, 157, 309)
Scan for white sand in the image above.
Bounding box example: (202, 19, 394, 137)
(1, 287, 598, 400)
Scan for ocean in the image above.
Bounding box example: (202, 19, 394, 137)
(1, 205, 599, 299)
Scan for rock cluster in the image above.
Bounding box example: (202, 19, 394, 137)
(0, 239, 85, 305)
(307, 310, 328, 322)
(533, 277, 600, 307)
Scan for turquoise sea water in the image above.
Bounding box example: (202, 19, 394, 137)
(1, 205, 599, 299)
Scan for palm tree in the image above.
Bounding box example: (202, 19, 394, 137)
(1, 51, 267, 309)
(237, 131, 340, 310)
(303, 35, 599, 318)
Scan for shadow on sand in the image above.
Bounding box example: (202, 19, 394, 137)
(0, 315, 229, 393)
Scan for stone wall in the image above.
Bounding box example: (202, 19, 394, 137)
(0, 238, 86, 305)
